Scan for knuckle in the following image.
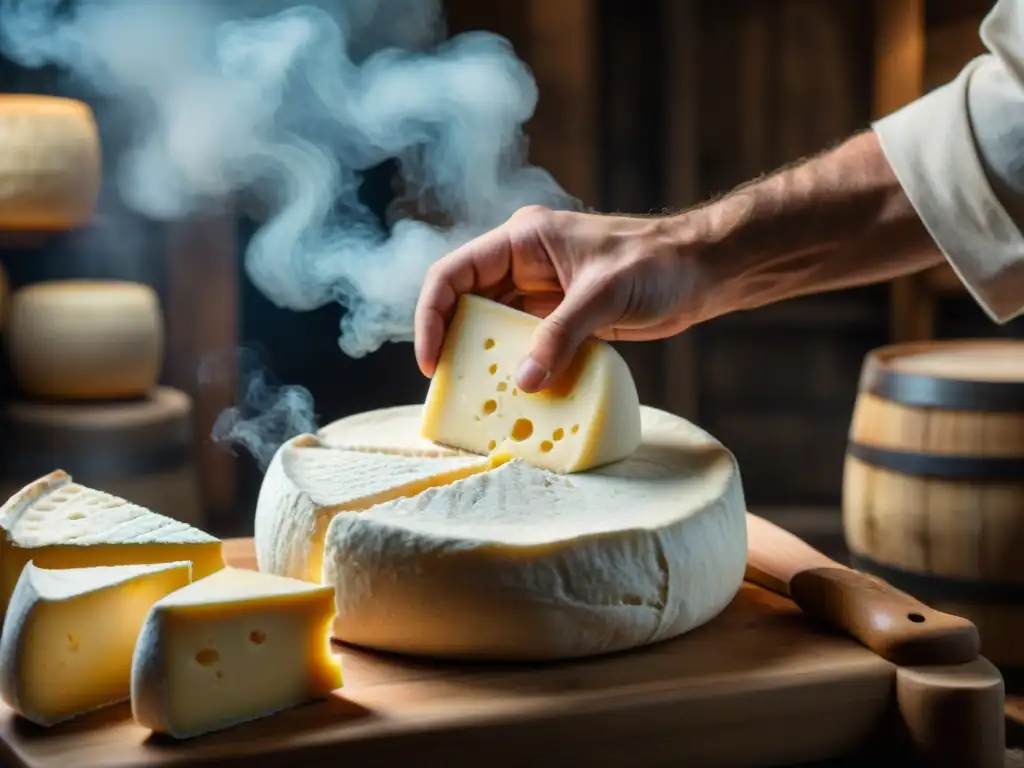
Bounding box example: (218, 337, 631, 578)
(509, 204, 553, 230)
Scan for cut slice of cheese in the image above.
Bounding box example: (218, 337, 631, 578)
(319, 404, 469, 457)
(0, 561, 191, 726)
(0, 470, 224, 618)
(322, 405, 747, 661)
(255, 435, 490, 582)
(131, 567, 341, 739)
(6, 280, 164, 401)
(0, 95, 101, 231)
(421, 294, 642, 472)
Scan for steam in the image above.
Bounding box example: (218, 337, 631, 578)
(200, 347, 318, 471)
(0, 0, 575, 466)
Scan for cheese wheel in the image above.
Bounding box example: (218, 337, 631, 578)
(0, 388, 203, 527)
(259, 404, 748, 661)
(6, 280, 164, 400)
(0, 95, 101, 231)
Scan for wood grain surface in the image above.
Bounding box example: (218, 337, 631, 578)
(0, 539, 996, 768)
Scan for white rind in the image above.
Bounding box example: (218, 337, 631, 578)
(319, 405, 747, 661)
(253, 435, 487, 581)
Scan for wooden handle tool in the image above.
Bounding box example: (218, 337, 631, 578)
(744, 513, 980, 666)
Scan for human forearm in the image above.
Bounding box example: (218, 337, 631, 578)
(680, 129, 943, 322)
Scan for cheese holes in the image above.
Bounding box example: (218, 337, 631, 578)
(250, 630, 267, 645)
(571, 424, 579, 434)
(489, 363, 498, 375)
(483, 399, 497, 415)
(510, 418, 533, 441)
(496, 381, 507, 392)
(511, 388, 518, 397)
(553, 428, 564, 441)
(195, 648, 220, 666)
(488, 439, 497, 451)
(483, 338, 495, 349)
(540, 441, 553, 453)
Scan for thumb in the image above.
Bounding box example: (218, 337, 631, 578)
(515, 280, 622, 393)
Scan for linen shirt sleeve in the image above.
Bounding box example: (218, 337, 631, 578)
(872, 0, 1024, 323)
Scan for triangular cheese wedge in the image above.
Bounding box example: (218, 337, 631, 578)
(131, 567, 341, 739)
(0, 560, 192, 726)
(255, 434, 490, 582)
(421, 294, 642, 472)
(0, 470, 224, 617)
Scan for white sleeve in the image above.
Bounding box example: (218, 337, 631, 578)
(872, 0, 1024, 323)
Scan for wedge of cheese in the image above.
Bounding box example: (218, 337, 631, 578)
(254, 434, 490, 582)
(0, 471, 224, 617)
(421, 294, 642, 473)
(0, 561, 191, 726)
(322, 405, 747, 661)
(131, 567, 341, 739)
(0, 95, 101, 231)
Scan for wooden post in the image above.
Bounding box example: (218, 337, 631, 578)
(163, 212, 239, 532)
(523, 0, 599, 205)
(661, 0, 700, 421)
(874, 0, 931, 342)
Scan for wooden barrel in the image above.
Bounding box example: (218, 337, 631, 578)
(843, 339, 1024, 669)
(0, 386, 204, 528)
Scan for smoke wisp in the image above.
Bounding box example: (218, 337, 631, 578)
(0, 0, 576, 464)
(0, 0, 575, 356)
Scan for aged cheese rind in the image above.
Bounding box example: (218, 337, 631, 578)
(254, 434, 489, 582)
(0, 560, 191, 726)
(421, 294, 642, 472)
(0, 95, 101, 231)
(322, 406, 747, 660)
(131, 567, 341, 739)
(6, 280, 164, 401)
(0, 470, 224, 617)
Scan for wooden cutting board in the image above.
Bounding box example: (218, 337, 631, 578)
(0, 539, 1001, 768)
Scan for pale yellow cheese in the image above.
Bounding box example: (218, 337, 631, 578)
(6, 280, 164, 400)
(0, 95, 101, 231)
(254, 434, 490, 582)
(421, 294, 642, 472)
(0, 470, 224, 618)
(131, 567, 341, 739)
(0, 561, 191, 726)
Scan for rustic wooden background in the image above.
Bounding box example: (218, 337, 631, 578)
(0, 0, 1013, 535)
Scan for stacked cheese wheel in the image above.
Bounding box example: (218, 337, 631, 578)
(255, 295, 749, 661)
(0, 94, 101, 232)
(0, 280, 206, 524)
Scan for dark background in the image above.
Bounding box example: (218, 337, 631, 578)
(0, 0, 1011, 537)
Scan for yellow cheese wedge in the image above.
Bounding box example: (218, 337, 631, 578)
(421, 294, 643, 472)
(0, 95, 101, 231)
(0, 470, 224, 618)
(6, 280, 164, 401)
(255, 434, 489, 582)
(0, 561, 192, 726)
(131, 567, 342, 739)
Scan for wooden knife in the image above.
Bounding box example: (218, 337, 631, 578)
(744, 513, 980, 666)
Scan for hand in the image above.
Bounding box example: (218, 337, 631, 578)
(414, 205, 704, 393)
